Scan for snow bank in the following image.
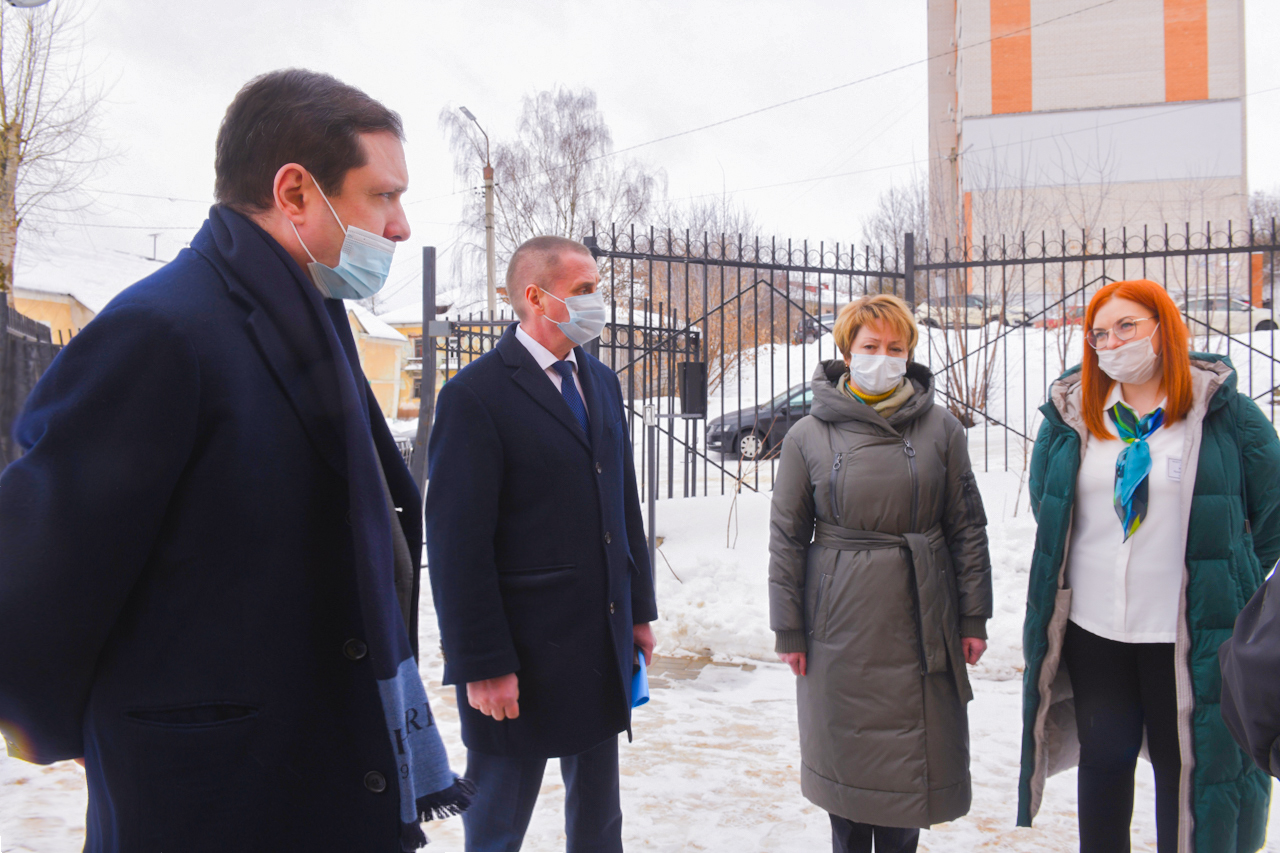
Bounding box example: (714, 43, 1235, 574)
(645, 468, 1039, 687)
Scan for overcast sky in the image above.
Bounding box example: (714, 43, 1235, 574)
(17, 0, 1280, 313)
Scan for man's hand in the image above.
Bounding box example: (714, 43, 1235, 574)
(466, 673, 520, 720)
(634, 622, 655, 666)
(778, 652, 807, 676)
(962, 637, 987, 666)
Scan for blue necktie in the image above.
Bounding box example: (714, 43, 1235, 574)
(552, 360, 589, 434)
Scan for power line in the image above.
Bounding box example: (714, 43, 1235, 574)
(666, 84, 1280, 204)
(412, 0, 1124, 206)
(88, 188, 212, 204)
(44, 221, 198, 230)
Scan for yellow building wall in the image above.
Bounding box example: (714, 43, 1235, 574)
(12, 293, 95, 343)
(348, 313, 404, 420)
(389, 321, 495, 419)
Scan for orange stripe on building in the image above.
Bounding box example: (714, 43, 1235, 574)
(990, 0, 1032, 114)
(1164, 0, 1208, 102)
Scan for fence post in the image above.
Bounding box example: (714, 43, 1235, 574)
(410, 246, 436, 495)
(903, 232, 916, 306)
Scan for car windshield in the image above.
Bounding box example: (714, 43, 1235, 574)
(769, 386, 807, 408)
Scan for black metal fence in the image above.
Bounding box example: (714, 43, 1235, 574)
(585, 225, 908, 500)
(563, 221, 1280, 498)
(911, 222, 1280, 473)
(409, 220, 1280, 499)
(1, 301, 61, 471)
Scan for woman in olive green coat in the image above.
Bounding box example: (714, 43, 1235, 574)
(768, 294, 993, 853)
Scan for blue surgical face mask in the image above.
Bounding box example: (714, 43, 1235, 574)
(540, 288, 607, 346)
(289, 178, 396, 300)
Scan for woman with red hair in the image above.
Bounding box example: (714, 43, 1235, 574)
(1017, 280, 1280, 852)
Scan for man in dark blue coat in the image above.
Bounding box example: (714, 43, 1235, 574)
(425, 235, 657, 852)
(0, 70, 468, 852)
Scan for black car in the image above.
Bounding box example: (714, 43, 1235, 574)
(705, 383, 814, 460)
(792, 310, 840, 344)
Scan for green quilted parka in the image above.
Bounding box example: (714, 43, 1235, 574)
(1017, 355, 1280, 852)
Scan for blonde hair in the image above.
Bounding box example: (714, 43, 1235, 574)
(832, 293, 918, 359)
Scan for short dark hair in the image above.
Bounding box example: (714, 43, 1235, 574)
(214, 68, 403, 213)
(506, 236, 594, 318)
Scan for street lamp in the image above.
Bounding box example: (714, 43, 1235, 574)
(460, 106, 496, 316)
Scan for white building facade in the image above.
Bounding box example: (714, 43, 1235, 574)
(928, 0, 1247, 255)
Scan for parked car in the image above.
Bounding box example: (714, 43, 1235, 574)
(1180, 297, 1278, 335)
(1034, 303, 1086, 329)
(706, 383, 813, 460)
(915, 295, 1028, 328)
(792, 310, 840, 344)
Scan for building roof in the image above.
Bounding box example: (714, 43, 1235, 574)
(15, 244, 169, 314)
(348, 303, 407, 342)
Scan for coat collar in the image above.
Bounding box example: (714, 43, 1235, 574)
(497, 323, 602, 452)
(1043, 354, 1236, 441)
(809, 358, 935, 434)
(191, 205, 351, 477)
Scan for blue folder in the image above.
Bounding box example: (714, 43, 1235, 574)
(631, 651, 650, 708)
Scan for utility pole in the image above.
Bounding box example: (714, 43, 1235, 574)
(460, 106, 496, 317)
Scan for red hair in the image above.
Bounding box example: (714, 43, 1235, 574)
(1081, 280, 1191, 440)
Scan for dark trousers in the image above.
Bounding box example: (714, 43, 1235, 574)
(829, 814, 919, 853)
(1063, 620, 1181, 853)
(461, 735, 622, 853)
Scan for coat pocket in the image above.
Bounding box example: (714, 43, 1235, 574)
(126, 702, 259, 729)
(808, 572, 833, 642)
(961, 471, 988, 526)
(497, 564, 576, 589)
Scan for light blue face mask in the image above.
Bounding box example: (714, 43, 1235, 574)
(540, 288, 607, 346)
(289, 178, 396, 301)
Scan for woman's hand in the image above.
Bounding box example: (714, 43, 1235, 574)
(962, 638, 987, 666)
(778, 652, 807, 676)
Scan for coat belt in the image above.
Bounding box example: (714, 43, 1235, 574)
(812, 520, 953, 677)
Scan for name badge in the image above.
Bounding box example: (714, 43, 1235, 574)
(1167, 457, 1182, 481)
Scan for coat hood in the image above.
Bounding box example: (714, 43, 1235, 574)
(1043, 352, 1238, 437)
(809, 358, 936, 430)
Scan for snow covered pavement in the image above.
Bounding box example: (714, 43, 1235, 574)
(3, 470, 1279, 850)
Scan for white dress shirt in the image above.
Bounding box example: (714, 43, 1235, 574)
(1067, 384, 1187, 643)
(515, 323, 588, 416)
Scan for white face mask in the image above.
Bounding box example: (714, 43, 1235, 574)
(539, 288, 607, 346)
(846, 354, 908, 396)
(1096, 331, 1161, 385)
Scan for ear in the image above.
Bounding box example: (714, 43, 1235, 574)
(524, 282, 545, 316)
(272, 163, 310, 224)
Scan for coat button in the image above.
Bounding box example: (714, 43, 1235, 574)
(596, 462, 603, 474)
(604, 531, 612, 544)
(609, 601, 616, 614)
(343, 639, 368, 661)
(364, 771, 386, 793)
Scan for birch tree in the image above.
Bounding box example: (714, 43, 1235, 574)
(0, 0, 104, 301)
(439, 87, 663, 299)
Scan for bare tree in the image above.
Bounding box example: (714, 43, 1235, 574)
(859, 174, 929, 256)
(439, 87, 664, 299)
(0, 0, 105, 299)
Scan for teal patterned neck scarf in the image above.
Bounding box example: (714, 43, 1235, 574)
(1108, 401, 1165, 542)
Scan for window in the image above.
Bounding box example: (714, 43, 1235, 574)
(788, 389, 814, 408)
(413, 336, 423, 358)
(412, 378, 422, 399)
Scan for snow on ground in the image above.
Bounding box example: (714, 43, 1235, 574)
(3, 469, 1280, 851)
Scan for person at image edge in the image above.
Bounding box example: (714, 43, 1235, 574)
(0, 69, 470, 852)
(1018, 279, 1280, 853)
(425, 235, 657, 853)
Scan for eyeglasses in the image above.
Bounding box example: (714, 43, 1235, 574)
(1086, 317, 1157, 349)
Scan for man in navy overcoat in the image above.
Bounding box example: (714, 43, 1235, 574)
(0, 70, 465, 851)
(426, 235, 657, 852)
